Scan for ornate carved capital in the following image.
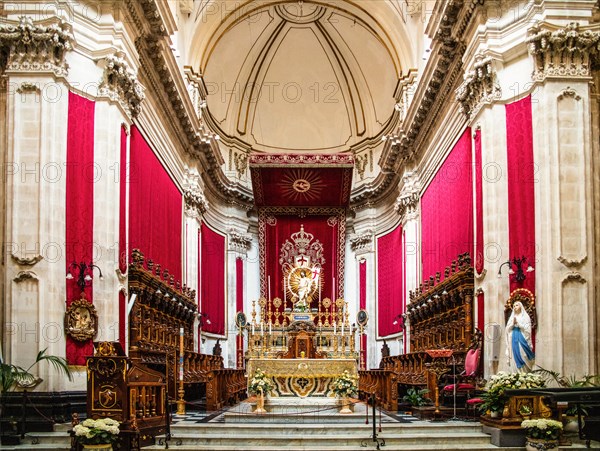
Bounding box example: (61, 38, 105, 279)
(394, 172, 421, 220)
(184, 188, 208, 217)
(98, 53, 145, 118)
(0, 16, 74, 76)
(228, 229, 252, 253)
(350, 230, 373, 253)
(527, 22, 600, 81)
(456, 54, 501, 118)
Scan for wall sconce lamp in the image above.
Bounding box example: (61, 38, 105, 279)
(498, 256, 534, 282)
(66, 261, 103, 292)
(198, 312, 211, 327)
(393, 314, 406, 327)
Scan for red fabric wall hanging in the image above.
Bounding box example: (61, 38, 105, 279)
(200, 223, 226, 335)
(65, 92, 95, 365)
(421, 128, 474, 281)
(377, 225, 403, 337)
(359, 259, 367, 366)
(118, 125, 128, 349)
(474, 128, 484, 275)
(236, 257, 244, 365)
(506, 96, 536, 294)
(129, 126, 182, 280)
(259, 210, 345, 322)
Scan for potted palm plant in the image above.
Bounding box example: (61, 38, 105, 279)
(0, 348, 72, 445)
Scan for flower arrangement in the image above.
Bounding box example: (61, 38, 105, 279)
(73, 418, 120, 445)
(248, 368, 274, 395)
(521, 418, 563, 440)
(479, 371, 545, 414)
(332, 371, 358, 398)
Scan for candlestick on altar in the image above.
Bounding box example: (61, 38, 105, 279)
(177, 327, 186, 415)
(268, 276, 271, 301)
(332, 277, 335, 303)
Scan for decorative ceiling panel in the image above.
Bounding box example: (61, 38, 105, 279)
(249, 154, 354, 207)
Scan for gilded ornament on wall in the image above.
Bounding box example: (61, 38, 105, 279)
(65, 297, 98, 342)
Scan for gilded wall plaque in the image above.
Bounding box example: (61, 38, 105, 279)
(65, 297, 98, 342)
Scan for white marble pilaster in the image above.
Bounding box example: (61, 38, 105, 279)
(93, 101, 127, 347)
(3, 75, 71, 390)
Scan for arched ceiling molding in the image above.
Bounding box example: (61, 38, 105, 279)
(234, 15, 371, 143)
(234, 16, 288, 136)
(188, 0, 412, 75)
(194, 0, 402, 153)
(314, 18, 367, 137)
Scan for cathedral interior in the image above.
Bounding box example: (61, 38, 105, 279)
(1, 0, 599, 449)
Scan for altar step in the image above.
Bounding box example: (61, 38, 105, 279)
(145, 421, 517, 450)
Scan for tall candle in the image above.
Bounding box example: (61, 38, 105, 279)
(269, 323, 272, 335)
(261, 322, 264, 336)
(179, 327, 184, 381)
(319, 277, 321, 303)
(332, 277, 335, 301)
(334, 321, 337, 335)
(283, 276, 286, 306)
(268, 276, 271, 301)
(341, 321, 344, 336)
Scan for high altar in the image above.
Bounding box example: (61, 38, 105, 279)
(245, 308, 359, 397)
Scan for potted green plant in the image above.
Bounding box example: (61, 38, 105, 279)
(521, 418, 563, 450)
(401, 387, 431, 407)
(478, 386, 507, 418)
(479, 371, 545, 418)
(534, 367, 599, 432)
(0, 348, 72, 445)
(73, 417, 120, 450)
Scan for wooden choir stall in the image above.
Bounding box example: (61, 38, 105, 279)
(359, 253, 481, 414)
(82, 250, 246, 450)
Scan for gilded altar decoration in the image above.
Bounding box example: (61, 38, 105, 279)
(65, 297, 98, 342)
(280, 224, 325, 310)
(247, 358, 357, 397)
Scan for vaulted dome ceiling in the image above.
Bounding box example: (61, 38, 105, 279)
(190, 0, 412, 154)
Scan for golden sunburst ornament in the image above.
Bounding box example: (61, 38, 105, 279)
(278, 168, 326, 201)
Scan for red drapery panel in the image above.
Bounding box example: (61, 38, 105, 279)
(118, 125, 128, 348)
(474, 129, 484, 274)
(477, 291, 485, 333)
(236, 258, 244, 312)
(506, 96, 536, 294)
(236, 258, 244, 366)
(65, 92, 95, 365)
(421, 128, 473, 281)
(261, 213, 343, 322)
(377, 225, 403, 337)
(129, 126, 182, 280)
(201, 224, 225, 335)
(359, 260, 367, 366)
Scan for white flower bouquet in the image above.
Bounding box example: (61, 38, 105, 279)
(332, 370, 358, 398)
(521, 418, 563, 440)
(73, 417, 120, 445)
(248, 368, 274, 395)
(485, 371, 545, 392)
